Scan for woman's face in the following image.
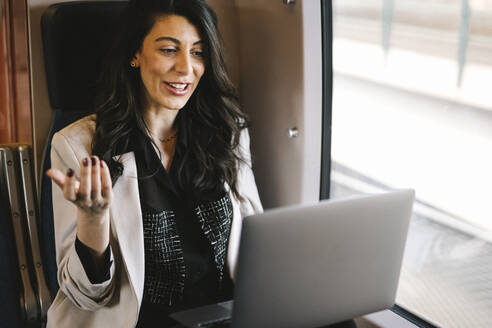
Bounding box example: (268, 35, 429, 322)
(133, 15, 205, 112)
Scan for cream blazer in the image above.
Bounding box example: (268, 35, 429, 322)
(46, 115, 263, 328)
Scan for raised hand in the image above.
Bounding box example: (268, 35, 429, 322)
(46, 156, 113, 255)
(47, 156, 113, 219)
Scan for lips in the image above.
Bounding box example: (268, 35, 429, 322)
(164, 82, 190, 96)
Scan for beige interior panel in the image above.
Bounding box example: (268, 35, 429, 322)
(236, 0, 322, 208)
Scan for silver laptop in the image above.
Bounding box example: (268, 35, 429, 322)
(170, 190, 415, 328)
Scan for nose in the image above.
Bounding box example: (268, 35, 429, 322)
(174, 51, 192, 75)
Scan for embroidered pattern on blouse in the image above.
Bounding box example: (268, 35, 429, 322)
(195, 195, 233, 282)
(142, 210, 185, 306)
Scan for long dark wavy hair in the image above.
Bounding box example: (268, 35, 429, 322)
(92, 0, 249, 200)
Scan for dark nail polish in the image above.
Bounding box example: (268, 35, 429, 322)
(91, 157, 96, 166)
(67, 168, 74, 177)
(83, 158, 88, 166)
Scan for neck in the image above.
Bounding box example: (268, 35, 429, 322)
(143, 106, 180, 140)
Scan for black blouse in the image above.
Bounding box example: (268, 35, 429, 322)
(76, 116, 234, 328)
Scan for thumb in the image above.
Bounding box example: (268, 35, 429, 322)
(46, 168, 66, 189)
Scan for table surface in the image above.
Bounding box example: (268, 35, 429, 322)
(169, 308, 421, 328)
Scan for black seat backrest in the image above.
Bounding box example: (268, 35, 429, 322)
(40, 0, 128, 296)
(0, 158, 24, 326)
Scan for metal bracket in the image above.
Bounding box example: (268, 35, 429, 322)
(287, 127, 299, 138)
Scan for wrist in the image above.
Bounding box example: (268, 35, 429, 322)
(77, 208, 109, 224)
(76, 210, 110, 256)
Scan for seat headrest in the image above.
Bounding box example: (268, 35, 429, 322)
(41, 1, 128, 112)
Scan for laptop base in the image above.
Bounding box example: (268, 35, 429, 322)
(169, 301, 233, 328)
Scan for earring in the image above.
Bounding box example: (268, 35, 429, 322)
(130, 62, 136, 68)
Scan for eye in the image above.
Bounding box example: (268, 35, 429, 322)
(159, 48, 177, 54)
(192, 50, 204, 58)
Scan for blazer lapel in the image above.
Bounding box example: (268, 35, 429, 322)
(110, 152, 145, 307)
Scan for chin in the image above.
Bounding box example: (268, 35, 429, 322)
(168, 102, 187, 111)
(158, 99, 188, 111)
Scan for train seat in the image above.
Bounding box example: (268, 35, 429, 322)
(40, 0, 128, 297)
(0, 196, 24, 327)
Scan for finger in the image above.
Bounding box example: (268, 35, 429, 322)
(63, 168, 77, 202)
(100, 160, 113, 207)
(78, 157, 91, 205)
(46, 169, 66, 189)
(73, 180, 80, 192)
(90, 156, 101, 201)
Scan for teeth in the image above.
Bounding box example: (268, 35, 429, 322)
(169, 83, 187, 90)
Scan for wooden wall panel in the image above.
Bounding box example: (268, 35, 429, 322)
(0, 0, 33, 145)
(0, 0, 14, 142)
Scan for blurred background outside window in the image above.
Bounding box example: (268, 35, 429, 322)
(330, 1, 492, 327)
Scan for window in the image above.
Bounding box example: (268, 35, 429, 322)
(331, 1, 492, 327)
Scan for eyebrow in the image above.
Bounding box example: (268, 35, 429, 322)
(154, 36, 203, 45)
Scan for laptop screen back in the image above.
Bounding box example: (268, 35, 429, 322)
(231, 190, 415, 328)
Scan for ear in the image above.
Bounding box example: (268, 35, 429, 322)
(131, 53, 140, 67)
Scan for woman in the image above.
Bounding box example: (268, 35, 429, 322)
(46, 0, 262, 327)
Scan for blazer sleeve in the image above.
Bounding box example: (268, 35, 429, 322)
(50, 132, 116, 311)
(227, 128, 263, 278)
(236, 127, 263, 217)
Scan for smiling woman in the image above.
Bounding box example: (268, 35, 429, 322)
(133, 16, 205, 112)
(131, 15, 206, 171)
(44, 1, 263, 327)
(91, 0, 248, 195)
